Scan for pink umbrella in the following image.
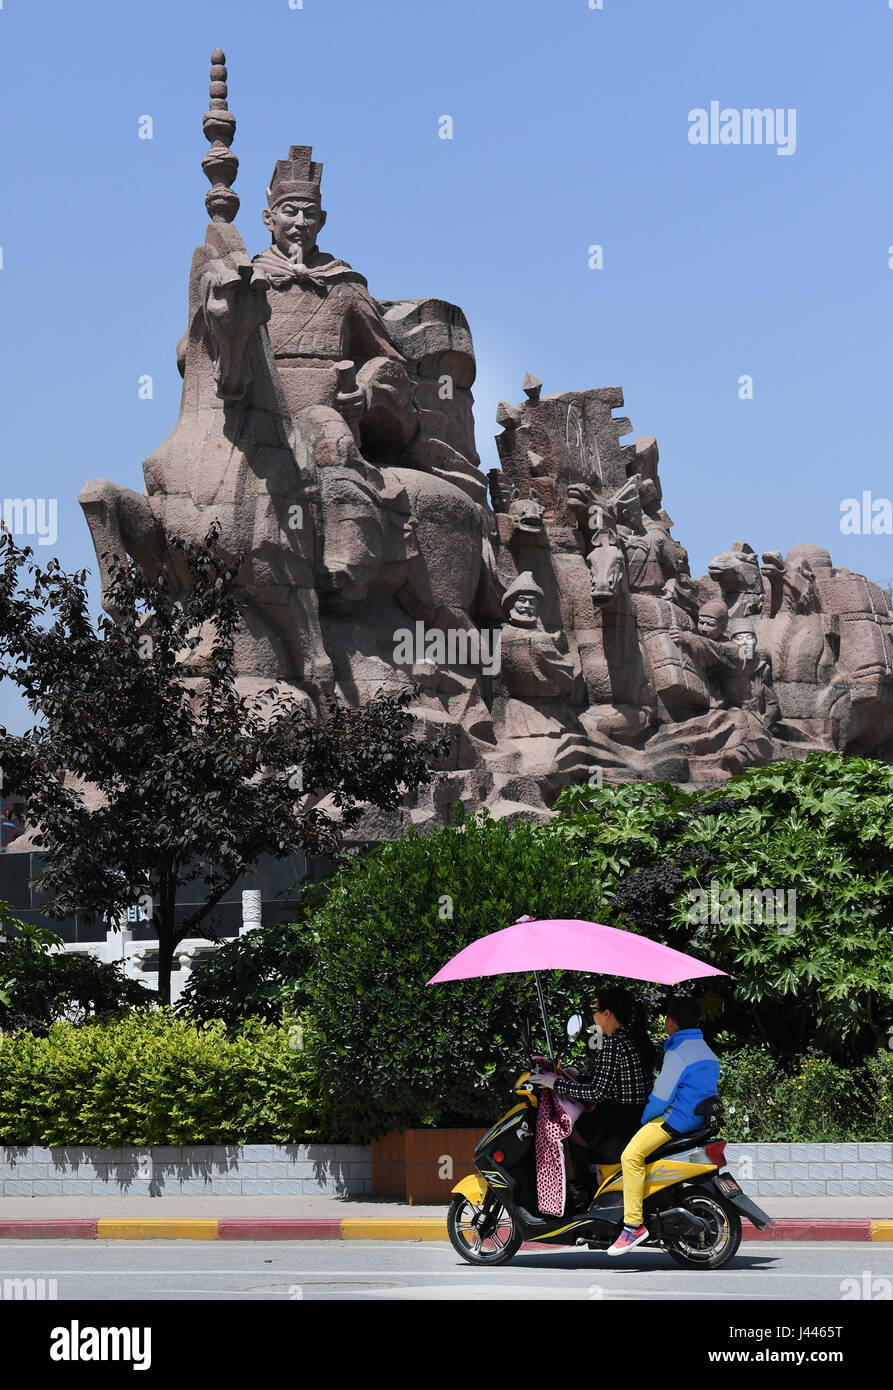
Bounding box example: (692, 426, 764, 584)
(428, 917, 726, 987)
(427, 916, 727, 1059)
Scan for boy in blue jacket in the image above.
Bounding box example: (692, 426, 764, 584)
(607, 995, 720, 1256)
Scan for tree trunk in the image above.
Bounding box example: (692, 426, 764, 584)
(155, 920, 174, 1008)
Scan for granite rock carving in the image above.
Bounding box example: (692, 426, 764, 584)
(80, 54, 893, 831)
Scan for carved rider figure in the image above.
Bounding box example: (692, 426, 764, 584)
(610, 476, 688, 595)
(253, 145, 417, 455)
(724, 620, 780, 727)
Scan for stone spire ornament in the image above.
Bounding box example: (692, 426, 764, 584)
(522, 371, 542, 402)
(202, 48, 239, 223)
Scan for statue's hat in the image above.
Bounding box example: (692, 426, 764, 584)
(698, 597, 729, 633)
(266, 146, 323, 207)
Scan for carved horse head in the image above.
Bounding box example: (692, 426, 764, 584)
(179, 224, 272, 404)
(707, 541, 765, 618)
(586, 529, 629, 609)
(761, 550, 819, 617)
(201, 254, 270, 400)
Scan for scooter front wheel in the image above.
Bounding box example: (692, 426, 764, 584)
(447, 1193, 523, 1267)
(664, 1189, 742, 1269)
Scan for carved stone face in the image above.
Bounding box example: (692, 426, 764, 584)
(509, 592, 540, 626)
(698, 611, 726, 638)
(732, 630, 757, 661)
(262, 197, 326, 259)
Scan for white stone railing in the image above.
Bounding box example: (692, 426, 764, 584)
(57, 890, 264, 1003)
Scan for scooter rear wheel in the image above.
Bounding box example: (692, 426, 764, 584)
(664, 1190, 742, 1269)
(447, 1193, 523, 1267)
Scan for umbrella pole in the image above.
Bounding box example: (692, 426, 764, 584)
(533, 970, 555, 1063)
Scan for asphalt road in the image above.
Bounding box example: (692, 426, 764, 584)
(1, 1240, 892, 1301)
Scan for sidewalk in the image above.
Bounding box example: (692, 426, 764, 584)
(0, 1194, 889, 1240)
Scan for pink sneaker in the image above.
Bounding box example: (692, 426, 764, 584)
(607, 1223, 648, 1256)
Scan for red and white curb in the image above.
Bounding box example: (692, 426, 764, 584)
(0, 1217, 889, 1241)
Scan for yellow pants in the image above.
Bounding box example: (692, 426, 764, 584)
(620, 1120, 673, 1227)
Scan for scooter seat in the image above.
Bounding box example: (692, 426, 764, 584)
(648, 1125, 716, 1161)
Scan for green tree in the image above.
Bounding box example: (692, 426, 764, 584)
(0, 526, 449, 1005)
(176, 901, 318, 1027)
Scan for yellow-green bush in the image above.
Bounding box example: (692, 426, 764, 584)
(720, 1048, 893, 1142)
(0, 1011, 316, 1145)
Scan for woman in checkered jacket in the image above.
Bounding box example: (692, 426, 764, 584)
(552, 987, 655, 1168)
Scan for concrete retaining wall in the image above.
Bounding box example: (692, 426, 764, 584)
(726, 1143, 893, 1198)
(0, 1146, 372, 1197)
(1, 1142, 890, 1199)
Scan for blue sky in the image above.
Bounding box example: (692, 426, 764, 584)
(1, 0, 892, 731)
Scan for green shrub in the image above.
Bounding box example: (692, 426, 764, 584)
(176, 916, 318, 1027)
(719, 1048, 893, 1142)
(860, 1050, 893, 1140)
(304, 808, 634, 1140)
(552, 753, 893, 1061)
(0, 905, 151, 1033)
(0, 1010, 316, 1145)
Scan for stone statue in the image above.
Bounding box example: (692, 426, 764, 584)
(725, 620, 780, 729)
(252, 145, 418, 461)
(74, 50, 893, 836)
(492, 573, 601, 789)
(652, 599, 775, 779)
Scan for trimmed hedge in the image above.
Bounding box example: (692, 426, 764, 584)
(0, 1008, 888, 1145)
(0, 1011, 316, 1146)
(303, 810, 616, 1140)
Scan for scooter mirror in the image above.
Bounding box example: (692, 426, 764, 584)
(567, 1013, 583, 1041)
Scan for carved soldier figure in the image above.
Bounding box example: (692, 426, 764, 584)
(253, 145, 417, 456)
(724, 620, 780, 728)
(669, 598, 745, 699)
(656, 599, 774, 776)
(492, 572, 595, 780)
(499, 573, 578, 701)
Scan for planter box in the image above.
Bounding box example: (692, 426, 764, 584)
(372, 1128, 482, 1205)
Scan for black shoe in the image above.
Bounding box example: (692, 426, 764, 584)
(566, 1180, 592, 1214)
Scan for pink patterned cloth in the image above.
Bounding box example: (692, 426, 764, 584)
(535, 1087, 581, 1216)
